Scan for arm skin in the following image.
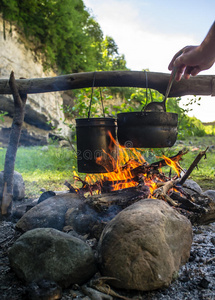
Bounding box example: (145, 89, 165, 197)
(168, 21, 215, 81)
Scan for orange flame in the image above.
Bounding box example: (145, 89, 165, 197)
(74, 132, 181, 195)
(162, 155, 181, 177)
(93, 132, 147, 190)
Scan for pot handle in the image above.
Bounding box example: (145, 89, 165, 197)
(141, 71, 153, 112)
(88, 71, 105, 118)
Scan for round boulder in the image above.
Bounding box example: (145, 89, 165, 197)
(8, 228, 97, 288)
(182, 179, 202, 196)
(15, 193, 84, 232)
(0, 170, 25, 200)
(98, 199, 193, 291)
(203, 190, 215, 201)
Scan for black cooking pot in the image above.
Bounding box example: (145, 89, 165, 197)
(76, 118, 118, 173)
(117, 111, 178, 148)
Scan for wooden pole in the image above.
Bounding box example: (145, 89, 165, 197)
(1, 72, 27, 216)
(0, 71, 214, 97)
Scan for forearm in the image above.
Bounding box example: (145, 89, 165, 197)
(199, 21, 215, 63)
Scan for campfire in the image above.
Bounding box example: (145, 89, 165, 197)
(7, 135, 215, 299)
(65, 133, 209, 223)
(2, 70, 215, 299)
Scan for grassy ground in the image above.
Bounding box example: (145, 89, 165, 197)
(0, 136, 214, 199)
(0, 145, 78, 198)
(170, 136, 215, 191)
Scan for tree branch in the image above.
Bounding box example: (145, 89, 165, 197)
(0, 71, 214, 97)
(1, 72, 27, 216)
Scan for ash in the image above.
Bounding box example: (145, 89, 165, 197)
(0, 220, 215, 300)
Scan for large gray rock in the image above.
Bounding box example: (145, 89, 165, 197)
(203, 190, 215, 201)
(197, 190, 215, 224)
(182, 179, 203, 195)
(65, 203, 99, 236)
(0, 170, 25, 200)
(8, 228, 97, 288)
(16, 193, 84, 232)
(98, 199, 193, 291)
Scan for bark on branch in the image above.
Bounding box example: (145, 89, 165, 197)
(0, 71, 214, 97)
(179, 147, 208, 185)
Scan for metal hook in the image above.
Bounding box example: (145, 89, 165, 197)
(88, 72, 96, 119)
(141, 71, 150, 112)
(99, 87, 105, 118)
(88, 72, 106, 118)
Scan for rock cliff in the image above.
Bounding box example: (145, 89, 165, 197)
(0, 18, 70, 146)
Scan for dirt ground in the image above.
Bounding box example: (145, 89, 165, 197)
(0, 215, 215, 300)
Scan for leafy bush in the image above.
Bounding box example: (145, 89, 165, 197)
(167, 97, 206, 139)
(204, 124, 215, 135)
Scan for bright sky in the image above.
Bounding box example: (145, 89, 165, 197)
(84, 0, 215, 122)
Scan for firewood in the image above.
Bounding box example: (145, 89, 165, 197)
(64, 147, 213, 219)
(130, 149, 188, 177)
(170, 191, 207, 213)
(179, 147, 208, 185)
(152, 180, 179, 206)
(81, 285, 113, 300)
(65, 150, 188, 196)
(90, 277, 132, 300)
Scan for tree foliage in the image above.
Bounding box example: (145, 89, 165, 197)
(0, 0, 127, 73)
(0, 0, 205, 139)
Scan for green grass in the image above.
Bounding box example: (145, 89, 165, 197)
(0, 145, 78, 198)
(0, 136, 215, 199)
(170, 136, 215, 190)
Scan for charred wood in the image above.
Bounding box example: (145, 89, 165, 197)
(170, 191, 207, 213)
(130, 150, 188, 177)
(86, 186, 150, 212)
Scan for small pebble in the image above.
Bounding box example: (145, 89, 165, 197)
(198, 277, 210, 289)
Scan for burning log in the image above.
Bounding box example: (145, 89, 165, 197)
(65, 178, 102, 195)
(86, 186, 150, 212)
(63, 147, 215, 225)
(152, 180, 179, 206)
(169, 191, 207, 213)
(65, 150, 189, 196)
(130, 149, 188, 177)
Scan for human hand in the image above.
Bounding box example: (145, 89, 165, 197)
(168, 45, 215, 81)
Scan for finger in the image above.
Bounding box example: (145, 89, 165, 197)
(168, 49, 184, 70)
(183, 66, 193, 79)
(184, 66, 200, 79)
(168, 59, 174, 71)
(175, 65, 186, 81)
(175, 72, 183, 81)
(190, 66, 201, 76)
(183, 73, 191, 80)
